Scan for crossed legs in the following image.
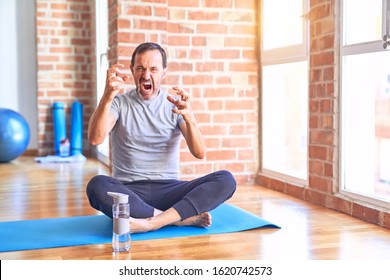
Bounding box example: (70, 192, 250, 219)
(86, 170, 236, 233)
(130, 208, 212, 233)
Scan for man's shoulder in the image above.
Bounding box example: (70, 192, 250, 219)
(112, 89, 136, 107)
(116, 89, 136, 101)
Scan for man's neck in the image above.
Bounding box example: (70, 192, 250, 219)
(137, 89, 160, 100)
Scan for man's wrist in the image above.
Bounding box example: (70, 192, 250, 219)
(183, 113, 197, 124)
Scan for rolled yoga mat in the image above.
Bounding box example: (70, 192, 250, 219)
(0, 204, 280, 252)
(52, 102, 66, 156)
(70, 100, 83, 156)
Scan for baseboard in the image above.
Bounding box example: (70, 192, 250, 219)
(22, 149, 39, 157)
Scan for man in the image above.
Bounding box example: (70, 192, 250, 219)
(86, 42, 236, 233)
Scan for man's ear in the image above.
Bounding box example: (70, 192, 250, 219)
(130, 65, 134, 76)
(162, 68, 167, 79)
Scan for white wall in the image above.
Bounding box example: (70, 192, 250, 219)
(0, 0, 38, 149)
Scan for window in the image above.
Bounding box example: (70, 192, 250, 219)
(261, 0, 309, 182)
(341, 0, 390, 205)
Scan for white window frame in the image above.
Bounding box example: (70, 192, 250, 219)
(95, 0, 110, 165)
(261, 0, 309, 65)
(260, 0, 310, 185)
(339, 0, 390, 208)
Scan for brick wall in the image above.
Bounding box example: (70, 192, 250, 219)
(35, 0, 259, 184)
(107, 0, 259, 183)
(36, 0, 93, 155)
(256, 0, 390, 230)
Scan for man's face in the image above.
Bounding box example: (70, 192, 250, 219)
(130, 49, 166, 100)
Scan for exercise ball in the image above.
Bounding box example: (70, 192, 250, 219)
(0, 108, 30, 163)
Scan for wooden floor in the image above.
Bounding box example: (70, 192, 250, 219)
(1, 156, 390, 260)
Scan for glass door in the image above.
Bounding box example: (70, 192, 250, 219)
(341, 0, 390, 204)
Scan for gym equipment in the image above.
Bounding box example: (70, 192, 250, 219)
(0, 108, 30, 162)
(52, 102, 66, 156)
(70, 100, 83, 155)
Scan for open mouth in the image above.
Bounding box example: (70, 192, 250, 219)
(141, 81, 152, 92)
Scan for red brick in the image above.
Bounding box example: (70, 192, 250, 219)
(204, 88, 235, 98)
(238, 149, 256, 160)
(229, 125, 257, 135)
(154, 6, 168, 17)
(201, 125, 227, 135)
(38, 56, 60, 62)
(270, 178, 285, 192)
(197, 24, 228, 34)
(320, 99, 333, 113)
(304, 189, 327, 206)
(231, 24, 256, 35)
(309, 115, 319, 128)
(213, 113, 244, 123)
(188, 11, 219, 21)
(125, 5, 152, 16)
(189, 49, 203, 59)
(52, 12, 75, 19)
(235, 0, 256, 9)
(309, 130, 334, 146)
(207, 150, 237, 161)
(222, 138, 252, 148)
(168, 0, 200, 7)
(226, 36, 255, 47)
(167, 35, 190, 45)
(192, 36, 207, 46)
(326, 195, 351, 214)
(310, 160, 325, 176)
(225, 100, 255, 110)
(310, 3, 331, 21)
(311, 51, 334, 67)
(309, 145, 327, 160)
(134, 19, 167, 31)
(50, 3, 68, 10)
(383, 212, 390, 230)
(229, 62, 258, 72)
(352, 204, 381, 225)
(285, 183, 305, 200)
(256, 175, 270, 188)
(117, 19, 131, 29)
(242, 49, 257, 60)
(196, 62, 224, 72)
(203, 0, 233, 8)
(309, 175, 332, 193)
(215, 162, 245, 173)
(320, 115, 333, 129)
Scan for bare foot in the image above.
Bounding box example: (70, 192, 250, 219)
(130, 217, 157, 233)
(173, 212, 212, 228)
(129, 211, 212, 233)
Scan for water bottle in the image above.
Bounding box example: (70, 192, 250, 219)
(59, 138, 70, 157)
(107, 192, 130, 252)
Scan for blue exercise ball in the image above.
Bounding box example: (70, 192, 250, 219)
(0, 108, 30, 163)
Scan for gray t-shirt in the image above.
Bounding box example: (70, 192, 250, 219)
(110, 88, 185, 182)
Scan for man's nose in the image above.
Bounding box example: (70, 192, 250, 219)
(142, 69, 151, 80)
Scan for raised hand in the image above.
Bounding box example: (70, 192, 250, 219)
(104, 63, 130, 101)
(167, 86, 194, 122)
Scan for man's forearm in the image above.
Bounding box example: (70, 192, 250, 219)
(88, 100, 114, 146)
(183, 118, 206, 159)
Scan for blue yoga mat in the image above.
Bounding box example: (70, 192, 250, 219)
(0, 204, 279, 252)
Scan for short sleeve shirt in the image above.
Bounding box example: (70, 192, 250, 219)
(110, 88, 185, 182)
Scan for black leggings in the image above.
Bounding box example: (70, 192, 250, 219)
(86, 170, 236, 220)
